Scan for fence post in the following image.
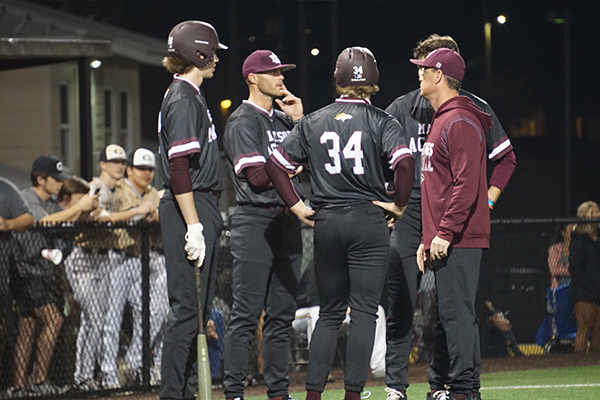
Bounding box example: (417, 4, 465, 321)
(141, 224, 151, 388)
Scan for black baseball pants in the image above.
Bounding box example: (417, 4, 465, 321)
(428, 248, 482, 396)
(159, 191, 222, 400)
(223, 205, 302, 399)
(305, 202, 388, 394)
(385, 197, 422, 392)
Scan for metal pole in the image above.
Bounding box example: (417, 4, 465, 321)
(484, 22, 492, 79)
(564, 9, 571, 215)
(77, 57, 93, 180)
(141, 224, 151, 387)
(298, 1, 307, 108)
(331, 0, 338, 96)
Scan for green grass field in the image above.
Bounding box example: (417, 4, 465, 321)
(246, 365, 600, 400)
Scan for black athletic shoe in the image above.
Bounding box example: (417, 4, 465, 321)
(472, 392, 482, 400)
(426, 391, 472, 400)
(426, 390, 448, 400)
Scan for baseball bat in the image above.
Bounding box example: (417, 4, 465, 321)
(195, 263, 212, 400)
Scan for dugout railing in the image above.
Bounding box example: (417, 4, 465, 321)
(0, 217, 595, 398)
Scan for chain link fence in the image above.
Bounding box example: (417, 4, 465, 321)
(0, 217, 595, 398)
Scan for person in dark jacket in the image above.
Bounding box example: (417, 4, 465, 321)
(412, 48, 492, 400)
(569, 200, 600, 353)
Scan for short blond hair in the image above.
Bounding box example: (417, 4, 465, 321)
(577, 201, 599, 218)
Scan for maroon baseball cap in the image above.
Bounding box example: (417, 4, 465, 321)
(410, 48, 465, 82)
(242, 50, 296, 78)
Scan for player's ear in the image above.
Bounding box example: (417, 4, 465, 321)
(248, 73, 258, 84)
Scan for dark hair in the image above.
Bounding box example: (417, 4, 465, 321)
(58, 176, 89, 201)
(551, 224, 567, 244)
(30, 171, 49, 187)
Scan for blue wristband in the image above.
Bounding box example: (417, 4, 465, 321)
(488, 198, 495, 209)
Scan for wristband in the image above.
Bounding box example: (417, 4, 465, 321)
(488, 198, 495, 210)
(187, 223, 204, 233)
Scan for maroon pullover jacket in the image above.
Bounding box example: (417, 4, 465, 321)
(421, 95, 493, 251)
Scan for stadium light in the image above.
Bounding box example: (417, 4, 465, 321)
(220, 99, 232, 110)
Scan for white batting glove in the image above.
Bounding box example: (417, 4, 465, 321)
(185, 223, 206, 267)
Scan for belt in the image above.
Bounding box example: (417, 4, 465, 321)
(197, 188, 221, 198)
(240, 204, 291, 215)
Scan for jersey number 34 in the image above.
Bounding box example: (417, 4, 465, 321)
(320, 131, 364, 175)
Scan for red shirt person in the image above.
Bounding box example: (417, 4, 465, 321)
(413, 49, 492, 400)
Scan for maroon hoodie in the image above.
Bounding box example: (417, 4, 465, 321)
(421, 95, 493, 250)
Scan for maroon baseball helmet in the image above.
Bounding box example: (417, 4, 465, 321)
(334, 46, 379, 87)
(167, 21, 228, 68)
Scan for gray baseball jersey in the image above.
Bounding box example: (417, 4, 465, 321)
(272, 97, 412, 208)
(158, 75, 223, 191)
(224, 100, 304, 206)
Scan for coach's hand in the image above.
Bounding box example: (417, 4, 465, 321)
(429, 235, 450, 260)
(372, 201, 406, 228)
(290, 200, 315, 227)
(185, 223, 206, 267)
(276, 84, 303, 121)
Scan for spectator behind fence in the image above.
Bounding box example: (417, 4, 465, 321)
(548, 224, 574, 290)
(100, 148, 168, 388)
(63, 144, 128, 391)
(569, 201, 600, 353)
(9, 156, 94, 397)
(0, 177, 34, 393)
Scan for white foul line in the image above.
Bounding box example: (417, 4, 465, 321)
(482, 383, 600, 390)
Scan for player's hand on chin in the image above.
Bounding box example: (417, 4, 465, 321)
(275, 84, 303, 121)
(372, 201, 406, 228)
(290, 200, 315, 227)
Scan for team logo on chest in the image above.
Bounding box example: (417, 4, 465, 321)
(421, 142, 434, 174)
(267, 129, 291, 154)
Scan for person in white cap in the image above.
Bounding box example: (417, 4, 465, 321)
(100, 148, 167, 388)
(63, 143, 129, 390)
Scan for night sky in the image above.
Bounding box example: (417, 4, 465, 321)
(33, 1, 600, 217)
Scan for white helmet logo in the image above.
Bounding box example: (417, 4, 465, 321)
(56, 162, 63, 171)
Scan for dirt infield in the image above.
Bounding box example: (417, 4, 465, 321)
(96, 352, 600, 400)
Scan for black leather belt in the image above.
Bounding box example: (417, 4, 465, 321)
(197, 188, 221, 198)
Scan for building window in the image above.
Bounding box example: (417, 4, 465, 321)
(59, 83, 71, 167)
(120, 91, 130, 148)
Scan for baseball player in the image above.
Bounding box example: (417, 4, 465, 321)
(412, 48, 491, 400)
(265, 47, 414, 400)
(100, 148, 166, 388)
(222, 49, 304, 400)
(157, 21, 226, 400)
(64, 144, 128, 390)
(383, 35, 517, 400)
